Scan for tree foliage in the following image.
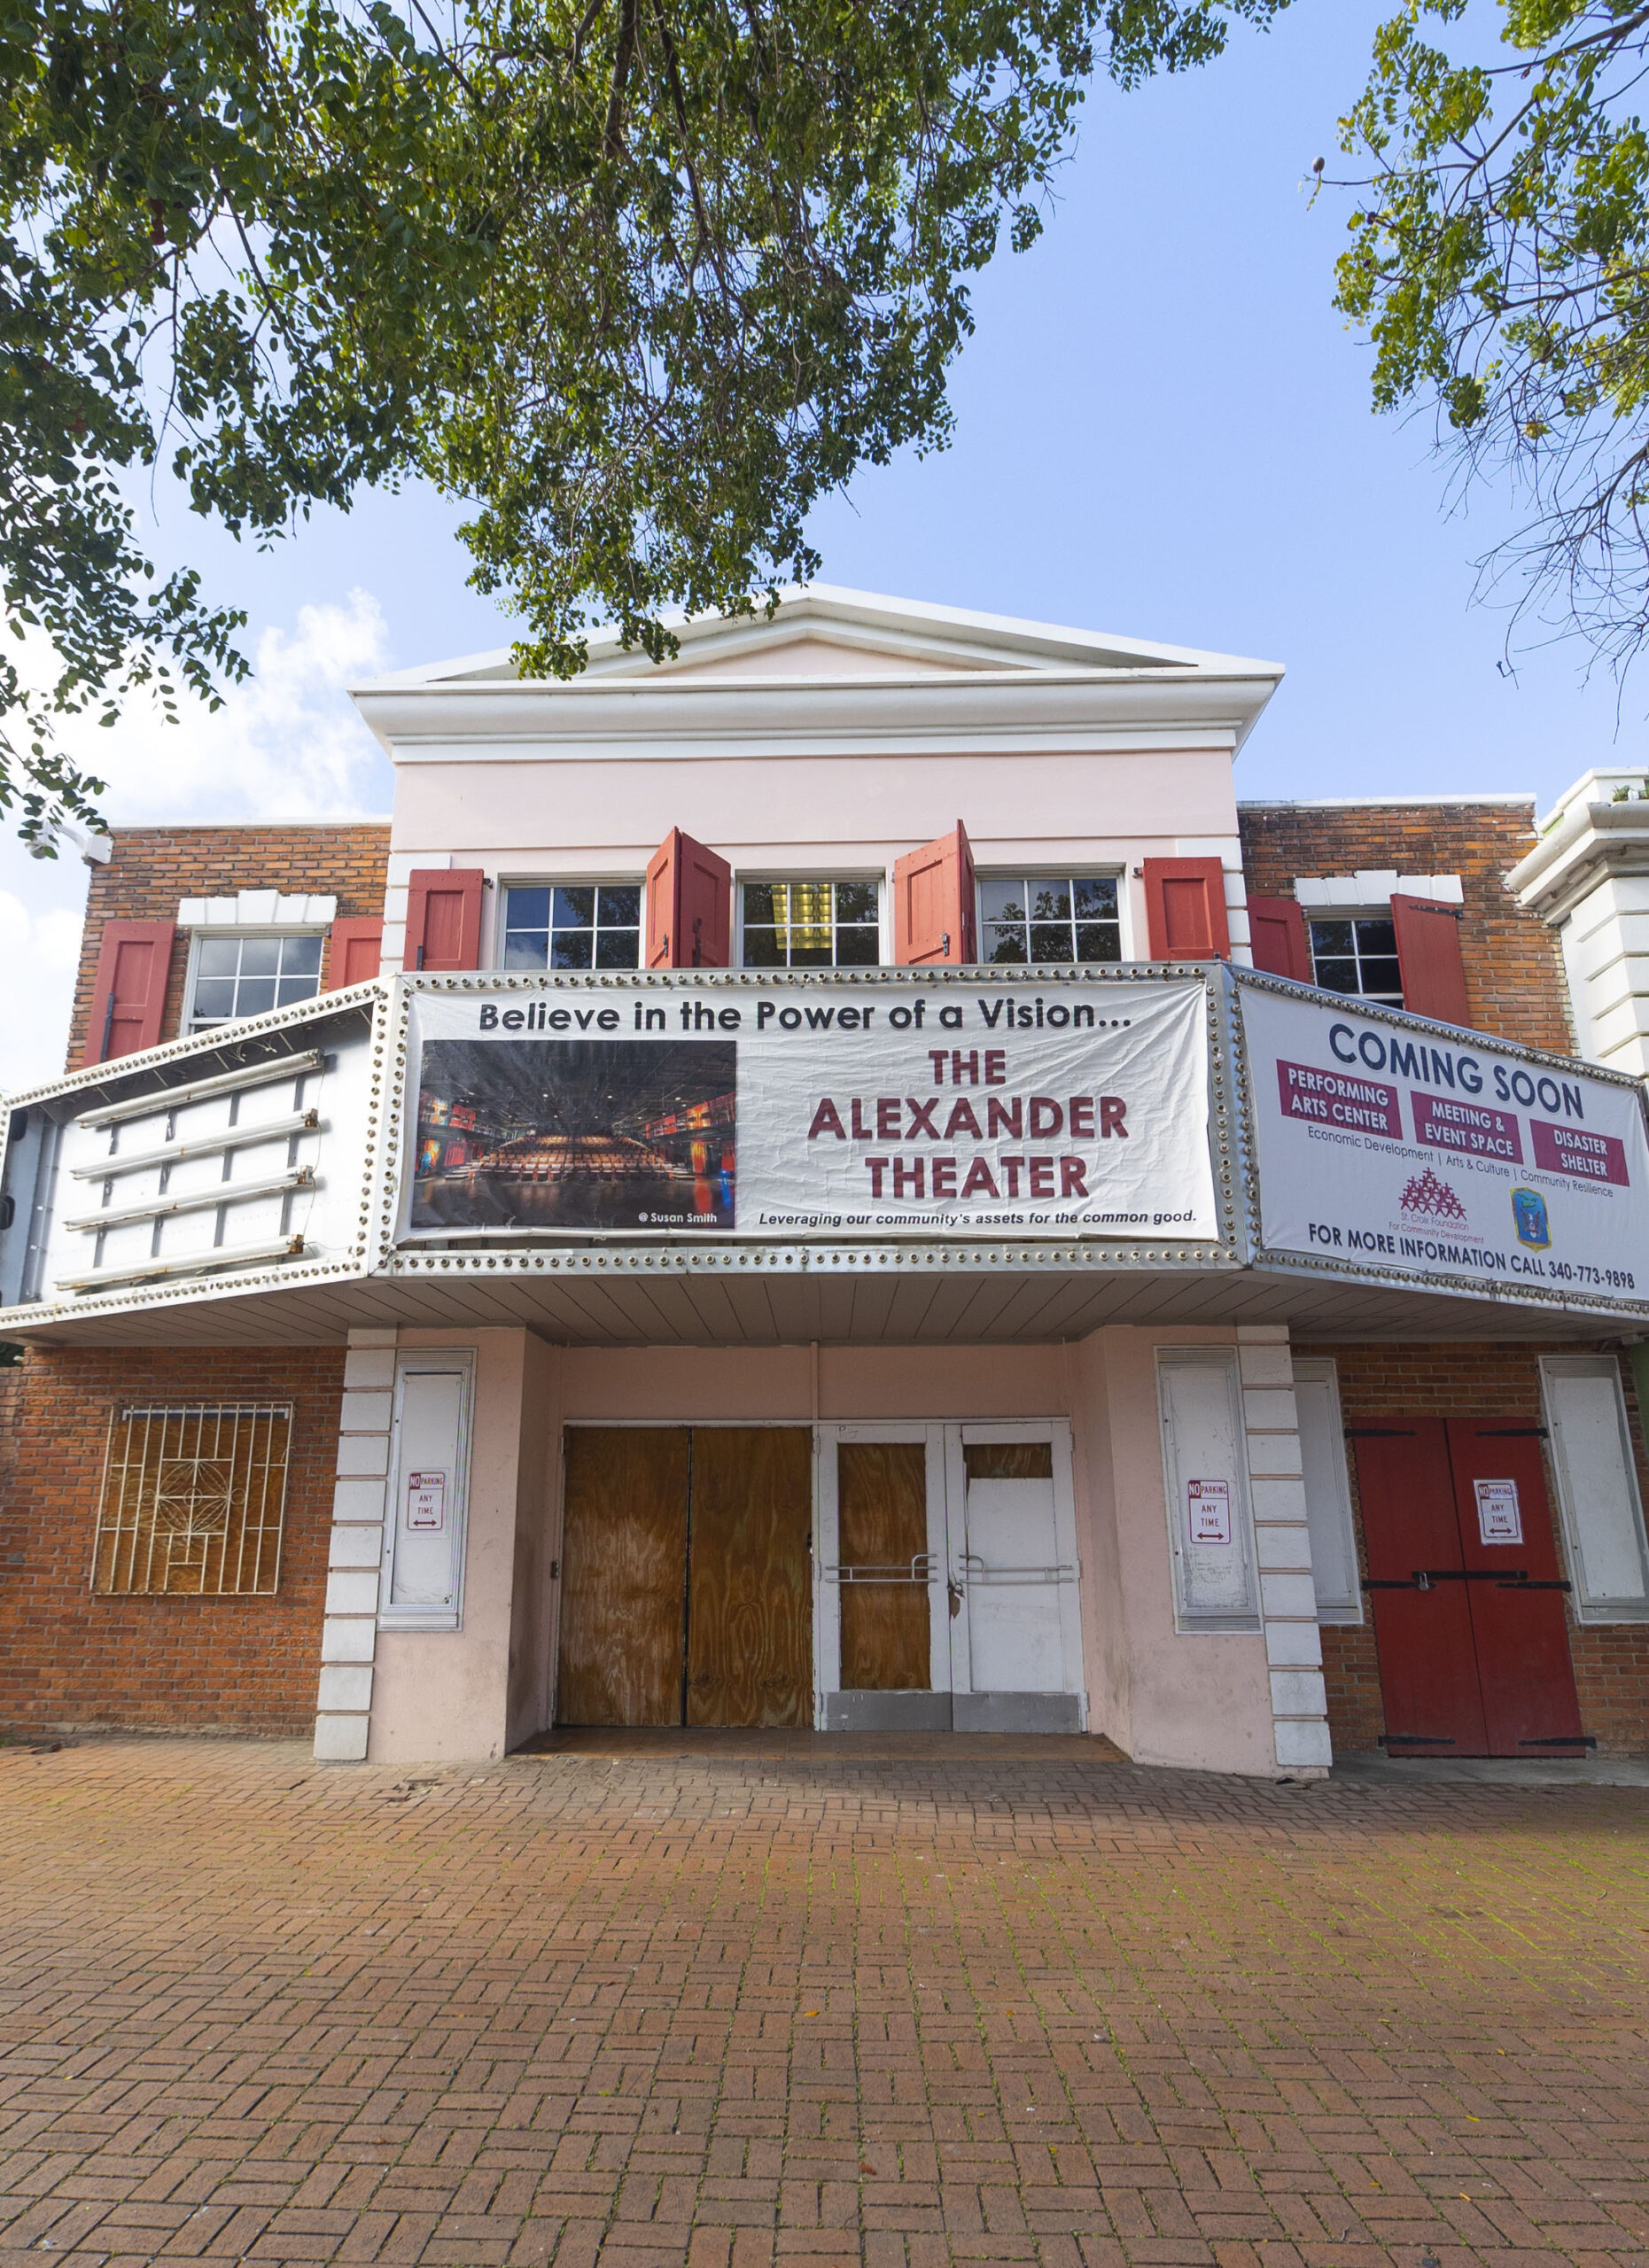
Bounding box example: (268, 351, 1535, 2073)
(1334, 0, 1649, 670)
(1, 0, 1282, 849)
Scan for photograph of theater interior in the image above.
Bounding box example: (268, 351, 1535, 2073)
(4, 586, 1648, 1775)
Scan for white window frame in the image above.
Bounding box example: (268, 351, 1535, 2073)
(973, 866, 1130, 967)
(1155, 1347, 1263, 1633)
(183, 928, 328, 1033)
(1301, 907, 1405, 1008)
(1539, 1353, 1649, 1621)
(1290, 1355, 1363, 1623)
(378, 1348, 476, 1632)
(493, 874, 648, 974)
(733, 871, 890, 970)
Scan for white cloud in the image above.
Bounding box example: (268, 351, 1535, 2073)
(0, 589, 396, 1094)
(38, 588, 394, 825)
(0, 895, 86, 1094)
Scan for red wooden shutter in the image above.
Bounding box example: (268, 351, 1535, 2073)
(892, 822, 976, 966)
(645, 829, 732, 968)
(324, 917, 383, 989)
(1141, 858, 1230, 960)
(82, 920, 175, 1065)
(1391, 893, 1470, 1025)
(405, 869, 485, 972)
(1247, 894, 1312, 982)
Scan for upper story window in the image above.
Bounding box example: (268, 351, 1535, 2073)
(1308, 917, 1403, 1006)
(502, 884, 642, 970)
(978, 875, 1122, 965)
(741, 880, 881, 967)
(188, 934, 323, 1029)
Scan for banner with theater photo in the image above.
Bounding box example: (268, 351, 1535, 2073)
(1239, 977, 1649, 1298)
(399, 972, 1221, 1242)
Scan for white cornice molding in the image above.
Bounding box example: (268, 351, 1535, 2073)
(351, 667, 1283, 762)
(1508, 798, 1649, 921)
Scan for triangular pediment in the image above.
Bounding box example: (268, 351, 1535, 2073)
(370, 585, 1282, 690)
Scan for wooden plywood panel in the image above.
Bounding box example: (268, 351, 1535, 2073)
(557, 1428, 688, 1725)
(837, 1441, 930, 1690)
(686, 1428, 813, 1727)
(964, 1442, 1054, 1480)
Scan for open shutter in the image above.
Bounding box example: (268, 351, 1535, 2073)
(325, 917, 383, 990)
(645, 828, 732, 968)
(1391, 893, 1469, 1024)
(1142, 858, 1230, 960)
(82, 920, 175, 1065)
(405, 869, 485, 972)
(1247, 894, 1312, 982)
(892, 822, 976, 966)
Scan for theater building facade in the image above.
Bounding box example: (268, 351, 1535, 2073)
(4, 586, 1649, 1774)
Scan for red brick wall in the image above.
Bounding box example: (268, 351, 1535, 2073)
(0, 1346, 342, 1736)
(1238, 803, 1572, 1054)
(1312, 1341, 1649, 1756)
(67, 824, 390, 1068)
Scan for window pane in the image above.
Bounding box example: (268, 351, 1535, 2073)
(1030, 883, 1072, 922)
(1073, 876, 1118, 919)
(550, 930, 595, 969)
(502, 931, 548, 969)
(236, 978, 276, 1016)
(743, 882, 777, 926)
(595, 928, 640, 969)
(552, 887, 595, 929)
(1355, 920, 1398, 957)
(276, 976, 320, 1006)
(1075, 923, 1121, 964)
(985, 924, 1027, 964)
(506, 887, 551, 933)
(834, 880, 879, 925)
(1359, 958, 1404, 997)
(280, 935, 323, 975)
(979, 880, 1026, 924)
(835, 926, 880, 966)
(598, 884, 642, 927)
(1313, 959, 1359, 994)
(789, 938, 833, 969)
(1311, 920, 1354, 956)
(1030, 922, 1071, 962)
(197, 938, 240, 977)
(238, 938, 281, 975)
(191, 979, 236, 1021)
(742, 927, 784, 968)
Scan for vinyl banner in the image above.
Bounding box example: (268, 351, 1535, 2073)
(1239, 980, 1649, 1299)
(401, 975, 1218, 1242)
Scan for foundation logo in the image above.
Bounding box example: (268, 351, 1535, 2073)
(1512, 1186, 1552, 1249)
(1398, 1168, 1469, 1225)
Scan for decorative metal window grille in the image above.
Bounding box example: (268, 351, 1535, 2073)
(92, 1404, 292, 1596)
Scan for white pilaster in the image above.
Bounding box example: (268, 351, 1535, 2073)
(1239, 1326, 1331, 1775)
(314, 1327, 398, 1761)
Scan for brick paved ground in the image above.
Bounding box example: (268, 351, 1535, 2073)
(2, 1738, 1646, 2268)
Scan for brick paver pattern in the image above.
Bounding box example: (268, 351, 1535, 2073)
(1, 1738, 1645, 2268)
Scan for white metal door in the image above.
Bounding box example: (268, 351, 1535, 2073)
(381, 1354, 474, 1627)
(945, 1422, 1083, 1719)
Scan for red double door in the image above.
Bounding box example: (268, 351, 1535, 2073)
(1350, 1418, 1584, 1757)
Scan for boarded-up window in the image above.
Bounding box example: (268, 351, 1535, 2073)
(93, 1404, 292, 1596)
(1540, 1355, 1649, 1620)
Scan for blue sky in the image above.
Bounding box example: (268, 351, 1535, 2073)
(4, 0, 1642, 1088)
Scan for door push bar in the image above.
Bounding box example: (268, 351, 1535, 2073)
(821, 1553, 937, 1586)
(957, 1550, 1076, 1586)
(1365, 1569, 1571, 1592)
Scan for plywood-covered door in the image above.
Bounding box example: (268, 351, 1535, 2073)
(836, 1441, 932, 1689)
(686, 1427, 813, 1726)
(557, 1427, 689, 1725)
